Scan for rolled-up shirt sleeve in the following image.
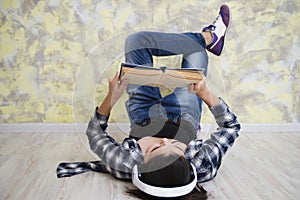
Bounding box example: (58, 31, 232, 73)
(86, 107, 144, 179)
(185, 98, 241, 182)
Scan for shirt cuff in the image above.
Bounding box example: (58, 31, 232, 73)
(94, 107, 109, 130)
(209, 98, 228, 117)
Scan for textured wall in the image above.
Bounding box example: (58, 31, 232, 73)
(0, 0, 299, 123)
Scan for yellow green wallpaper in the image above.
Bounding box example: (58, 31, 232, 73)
(0, 0, 299, 123)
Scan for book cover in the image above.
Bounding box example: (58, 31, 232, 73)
(119, 63, 204, 89)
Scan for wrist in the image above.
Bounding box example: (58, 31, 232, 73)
(98, 93, 114, 116)
(196, 87, 220, 107)
(107, 93, 119, 106)
(196, 86, 210, 98)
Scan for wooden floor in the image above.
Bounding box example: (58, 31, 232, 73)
(0, 129, 299, 200)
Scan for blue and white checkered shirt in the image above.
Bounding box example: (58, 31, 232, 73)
(86, 99, 240, 182)
(57, 98, 240, 182)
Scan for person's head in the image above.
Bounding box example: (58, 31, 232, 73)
(140, 153, 191, 187)
(138, 137, 187, 161)
(133, 137, 197, 197)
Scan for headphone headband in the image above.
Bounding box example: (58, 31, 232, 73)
(132, 163, 197, 198)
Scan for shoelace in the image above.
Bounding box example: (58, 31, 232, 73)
(208, 15, 221, 31)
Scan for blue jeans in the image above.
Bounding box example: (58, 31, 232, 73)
(125, 31, 208, 133)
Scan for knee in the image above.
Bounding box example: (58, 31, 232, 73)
(125, 31, 148, 51)
(183, 51, 208, 75)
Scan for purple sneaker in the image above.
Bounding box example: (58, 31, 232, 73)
(203, 4, 230, 56)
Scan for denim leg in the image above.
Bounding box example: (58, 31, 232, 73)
(125, 31, 207, 125)
(126, 85, 163, 124)
(125, 31, 206, 65)
(162, 50, 208, 131)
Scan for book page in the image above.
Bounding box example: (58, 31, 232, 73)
(120, 64, 204, 88)
(120, 66, 163, 87)
(160, 69, 204, 88)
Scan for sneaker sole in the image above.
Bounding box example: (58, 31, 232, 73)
(221, 4, 231, 55)
(213, 4, 231, 56)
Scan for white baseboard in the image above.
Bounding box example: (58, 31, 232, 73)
(0, 123, 299, 133)
(238, 123, 300, 132)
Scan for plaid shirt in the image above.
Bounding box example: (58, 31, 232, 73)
(57, 98, 240, 182)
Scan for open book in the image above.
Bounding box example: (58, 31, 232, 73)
(119, 63, 204, 88)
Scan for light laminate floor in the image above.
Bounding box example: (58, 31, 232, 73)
(0, 130, 299, 200)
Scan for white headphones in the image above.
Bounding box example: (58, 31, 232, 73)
(132, 163, 197, 198)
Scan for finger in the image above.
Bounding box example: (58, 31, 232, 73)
(188, 83, 194, 93)
(109, 72, 119, 84)
(114, 72, 120, 79)
(120, 78, 128, 85)
(111, 73, 118, 82)
(119, 79, 128, 90)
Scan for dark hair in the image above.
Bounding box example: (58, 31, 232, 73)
(139, 153, 191, 187)
(126, 184, 208, 200)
